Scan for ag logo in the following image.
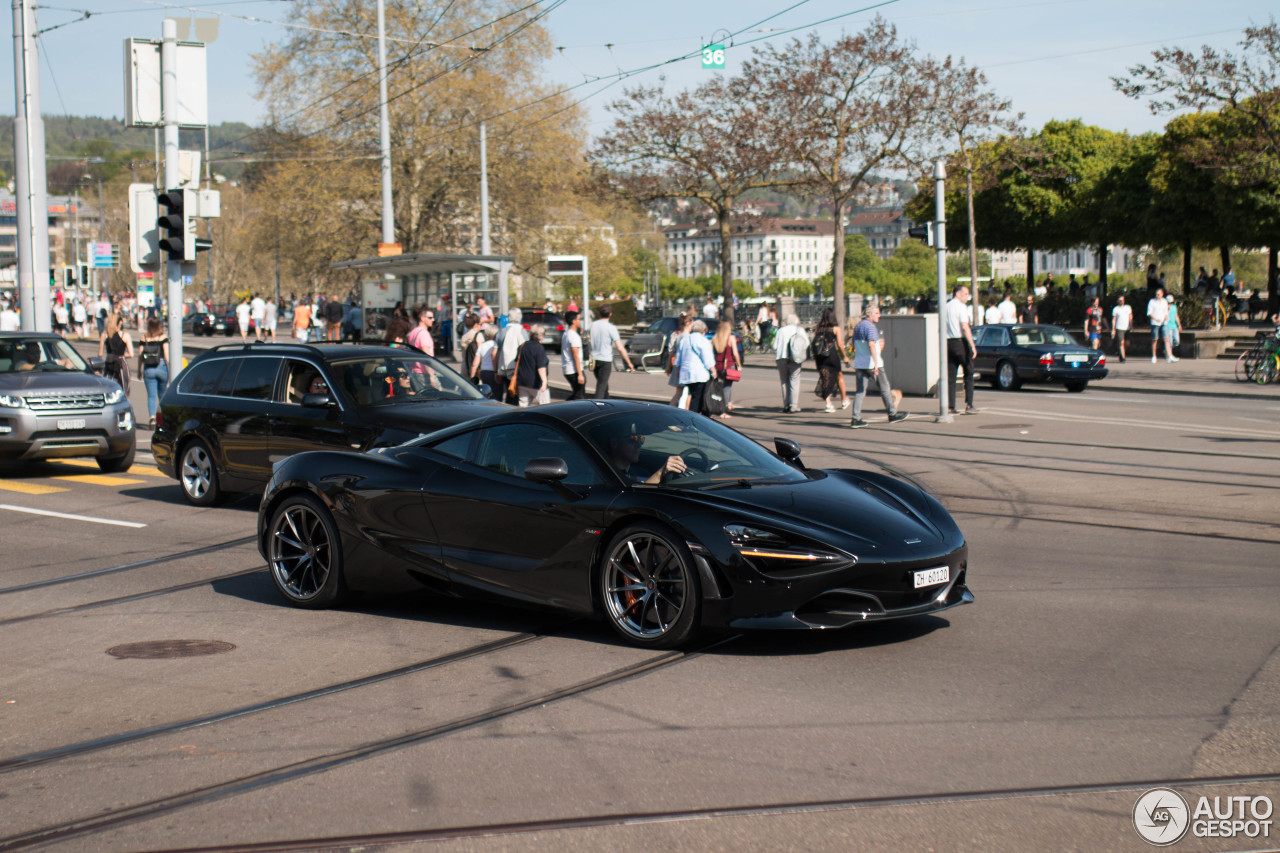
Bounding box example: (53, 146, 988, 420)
(1134, 788, 1190, 845)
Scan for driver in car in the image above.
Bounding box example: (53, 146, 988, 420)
(604, 427, 686, 484)
(15, 342, 70, 371)
(386, 365, 419, 398)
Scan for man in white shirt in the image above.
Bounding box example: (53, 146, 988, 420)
(1147, 288, 1173, 363)
(998, 292, 1017, 324)
(588, 304, 634, 399)
(1111, 295, 1132, 362)
(773, 313, 807, 413)
(946, 285, 978, 414)
(235, 296, 252, 342)
(0, 302, 19, 331)
(561, 310, 586, 399)
(250, 293, 266, 342)
(983, 301, 1001, 325)
(494, 307, 528, 403)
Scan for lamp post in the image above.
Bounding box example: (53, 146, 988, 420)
(81, 158, 106, 296)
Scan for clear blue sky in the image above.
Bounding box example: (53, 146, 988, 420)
(10, 0, 1272, 139)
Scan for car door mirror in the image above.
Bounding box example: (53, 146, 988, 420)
(477, 382, 494, 399)
(301, 392, 334, 407)
(774, 437, 803, 464)
(524, 457, 568, 483)
(86, 355, 105, 374)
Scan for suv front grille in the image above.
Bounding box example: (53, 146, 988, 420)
(25, 393, 106, 411)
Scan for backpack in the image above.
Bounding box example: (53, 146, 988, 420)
(788, 329, 809, 365)
(810, 330, 834, 360)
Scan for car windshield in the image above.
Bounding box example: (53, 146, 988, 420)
(0, 338, 88, 373)
(329, 352, 485, 406)
(581, 408, 809, 489)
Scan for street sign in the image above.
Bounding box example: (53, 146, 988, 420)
(701, 43, 725, 69)
(90, 242, 117, 269)
(137, 271, 155, 308)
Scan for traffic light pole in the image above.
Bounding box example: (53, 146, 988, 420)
(161, 18, 184, 369)
(932, 160, 951, 424)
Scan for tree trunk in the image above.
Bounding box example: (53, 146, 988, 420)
(718, 206, 735, 325)
(1219, 245, 1231, 276)
(1026, 251, 1035, 288)
(1268, 246, 1278, 318)
(1182, 237, 1193, 294)
(831, 196, 846, 327)
(1097, 243, 1107, 298)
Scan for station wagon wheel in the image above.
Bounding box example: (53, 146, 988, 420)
(600, 522, 701, 648)
(179, 438, 222, 506)
(996, 360, 1021, 391)
(268, 494, 347, 608)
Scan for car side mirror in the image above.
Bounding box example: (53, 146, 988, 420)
(774, 437, 803, 466)
(86, 355, 105, 374)
(477, 383, 494, 398)
(301, 392, 334, 407)
(524, 457, 568, 483)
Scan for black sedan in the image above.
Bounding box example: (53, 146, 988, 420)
(257, 401, 971, 648)
(519, 310, 565, 352)
(974, 323, 1108, 392)
(153, 342, 506, 506)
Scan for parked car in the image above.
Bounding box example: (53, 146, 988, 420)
(151, 341, 505, 506)
(183, 311, 229, 337)
(519, 310, 565, 352)
(625, 316, 683, 371)
(257, 401, 971, 648)
(974, 323, 1108, 392)
(0, 332, 136, 471)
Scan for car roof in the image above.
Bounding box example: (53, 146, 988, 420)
(0, 331, 64, 341)
(190, 341, 426, 362)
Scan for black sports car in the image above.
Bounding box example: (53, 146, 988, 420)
(974, 323, 1108, 392)
(257, 401, 971, 648)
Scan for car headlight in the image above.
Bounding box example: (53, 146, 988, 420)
(104, 387, 125, 405)
(725, 523, 854, 577)
(0, 394, 25, 408)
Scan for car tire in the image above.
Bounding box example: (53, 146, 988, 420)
(97, 443, 135, 473)
(178, 438, 223, 506)
(996, 360, 1021, 391)
(1064, 381, 1088, 393)
(267, 493, 348, 608)
(599, 521, 701, 649)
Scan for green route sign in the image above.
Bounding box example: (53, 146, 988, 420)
(701, 43, 725, 70)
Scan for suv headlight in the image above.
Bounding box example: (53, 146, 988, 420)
(0, 394, 24, 408)
(104, 388, 125, 405)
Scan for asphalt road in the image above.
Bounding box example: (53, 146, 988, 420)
(1, 350, 1278, 852)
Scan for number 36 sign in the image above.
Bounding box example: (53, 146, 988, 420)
(701, 44, 725, 69)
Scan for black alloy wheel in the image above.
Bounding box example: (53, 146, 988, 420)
(267, 494, 347, 608)
(600, 522, 701, 648)
(178, 438, 222, 506)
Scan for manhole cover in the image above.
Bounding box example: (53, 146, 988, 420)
(977, 423, 1032, 430)
(107, 640, 236, 660)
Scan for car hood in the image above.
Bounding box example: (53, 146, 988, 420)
(0, 370, 109, 393)
(359, 398, 506, 435)
(677, 469, 955, 561)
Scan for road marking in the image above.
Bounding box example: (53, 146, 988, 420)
(49, 459, 167, 478)
(0, 481, 68, 495)
(0, 504, 146, 528)
(50, 474, 144, 486)
(981, 406, 1280, 440)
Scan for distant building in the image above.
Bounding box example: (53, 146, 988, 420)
(663, 218, 836, 291)
(986, 247, 1141, 285)
(0, 193, 99, 296)
(845, 209, 916, 260)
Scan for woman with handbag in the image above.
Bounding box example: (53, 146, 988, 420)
(711, 319, 741, 419)
(137, 317, 169, 430)
(666, 313, 693, 408)
(98, 313, 133, 397)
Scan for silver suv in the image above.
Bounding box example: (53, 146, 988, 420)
(0, 333, 137, 471)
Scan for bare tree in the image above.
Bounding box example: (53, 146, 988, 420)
(922, 57, 1021, 322)
(590, 75, 792, 323)
(746, 19, 936, 325)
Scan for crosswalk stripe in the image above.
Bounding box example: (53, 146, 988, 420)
(0, 481, 68, 495)
(49, 459, 167, 478)
(51, 474, 143, 486)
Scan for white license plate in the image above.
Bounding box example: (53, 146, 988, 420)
(56, 418, 86, 430)
(913, 566, 949, 589)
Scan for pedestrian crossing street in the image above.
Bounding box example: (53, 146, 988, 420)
(0, 457, 167, 494)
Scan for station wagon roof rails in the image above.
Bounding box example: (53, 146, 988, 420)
(204, 341, 321, 355)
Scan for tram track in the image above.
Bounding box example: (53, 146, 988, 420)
(0, 634, 738, 852)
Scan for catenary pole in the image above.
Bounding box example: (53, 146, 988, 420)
(12, 0, 50, 331)
(933, 160, 951, 424)
(479, 121, 490, 255)
(375, 0, 394, 244)
(162, 18, 183, 369)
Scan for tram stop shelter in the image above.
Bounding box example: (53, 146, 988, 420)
(333, 252, 514, 354)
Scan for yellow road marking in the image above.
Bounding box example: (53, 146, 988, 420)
(0, 481, 68, 494)
(51, 474, 143, 486)
(49, 459, 167, 478)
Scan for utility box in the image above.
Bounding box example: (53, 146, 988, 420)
(877, 312, 939, 397)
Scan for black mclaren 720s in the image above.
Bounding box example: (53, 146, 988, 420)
(257, 400, 972, 648)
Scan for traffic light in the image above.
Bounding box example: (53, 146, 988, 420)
(79, 264, 90, 290)
(907, 223, 934, 246)
(63, 266, 75, 289)
(157, 189, 213, 262)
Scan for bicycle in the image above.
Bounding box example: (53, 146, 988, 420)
(1236, 328, 1280, 383)
(1205, 294, 1230, 331)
